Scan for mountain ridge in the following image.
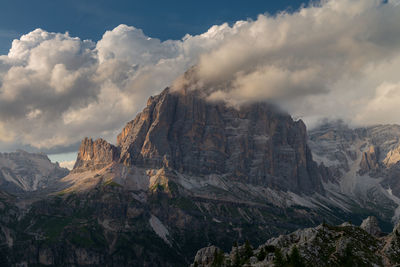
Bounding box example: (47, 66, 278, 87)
(2, 87, 400, 265)
(0, 150, 69, 194)
(74, 87, 327, 195)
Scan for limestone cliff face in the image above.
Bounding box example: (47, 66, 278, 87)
(114, 88, 324, 194)
(359, 146, 380, 175)
(308, 122, 400, 199)
(73, 138, 120, 172)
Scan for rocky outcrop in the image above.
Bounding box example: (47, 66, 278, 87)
(308, 121, 400, 222)
(114, 88, 325, 194)
(384, 144, 400, 167)
(191, 246, 222, 267)
(360, 216, 382, 237)
(192, 217, 400, 266)
(308, 122, 400, 179)
(73, 138, 120, 172)
(0, 150, 69, 193)
(359, 146, 380, 175)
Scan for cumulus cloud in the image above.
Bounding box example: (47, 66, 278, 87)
(0, 24, 233, 151)
(1, 0, 400, 152)
(179, 0, 400, 128)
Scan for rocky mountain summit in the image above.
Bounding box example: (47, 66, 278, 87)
(0, 150, 69, 194)
(73, 138, 119, 172)
(192, 216, 400, 266)
(74, 87, 325, 195)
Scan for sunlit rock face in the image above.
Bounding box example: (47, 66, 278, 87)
(73, 137, 120, 172)
(74, 87, 325, 195)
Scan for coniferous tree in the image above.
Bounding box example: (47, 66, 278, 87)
(273, 248, 286, 267)
(257, 247, 266, 261)
(243, 240, 253, 259)
(287, 246, 305, 267)
(233, 242, 240, 267)
(212, 249, 225, 267)
(339, 244, 355, 267)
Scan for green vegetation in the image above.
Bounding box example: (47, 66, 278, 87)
(32, 215, 73, 242)
(242, 240, 253, 263)
(212, 249, 225, 267)
(102, 179, 122, 187)
(287, 246, 305, 267)
(257, 247, 266, 261)
(274, 248, 286, 267)
(273, 246, 305, 267)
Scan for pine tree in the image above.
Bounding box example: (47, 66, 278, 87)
(257, 247, 266, 261)
(339, 244, 355, 267)
(233, 242, 240, 267)
(212, 249, 225, 267)
(273, 248, 286, 267)
(243, 240, 253, 259)
(287, 246, 305, 267)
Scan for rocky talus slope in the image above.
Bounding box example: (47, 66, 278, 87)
(192, 216, 400, 267)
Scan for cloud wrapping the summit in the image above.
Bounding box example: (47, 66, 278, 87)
(0, 0, 400, 152)
(190, 0, 400, 127)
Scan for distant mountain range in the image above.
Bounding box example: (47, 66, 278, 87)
(1, 83, 400, 265)
(0, 150, 68, 194)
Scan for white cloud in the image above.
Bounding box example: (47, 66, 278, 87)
(1, 0, 400, 152)
(0, 23, 230, 151)
(179, 0, 400, 128)
(59, 160, 75, 170)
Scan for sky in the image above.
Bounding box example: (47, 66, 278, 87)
(0, 0, 306, 54)
(1, 0, 400, 169)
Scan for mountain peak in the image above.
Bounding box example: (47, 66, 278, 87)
(73, 137, 120, 172)
(0, 150, 69, 193)
(75, 87, 326, 195)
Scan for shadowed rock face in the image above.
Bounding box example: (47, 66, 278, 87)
(359, 145, 380, 175)
(76, 88, 325, 195)
(360, 216, 382, 237)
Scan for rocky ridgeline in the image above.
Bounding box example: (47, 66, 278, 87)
(308, 121, 400, 222)
(0, 150, 69, 193)
(74, 87, 326, 194)
(192, 216, 400, 267)
(72, 138, 119, 172)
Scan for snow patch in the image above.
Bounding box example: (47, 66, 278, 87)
(149, 215, 171, 246)
(384, 186, 400, 223)
(287, 192, 317, 208)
